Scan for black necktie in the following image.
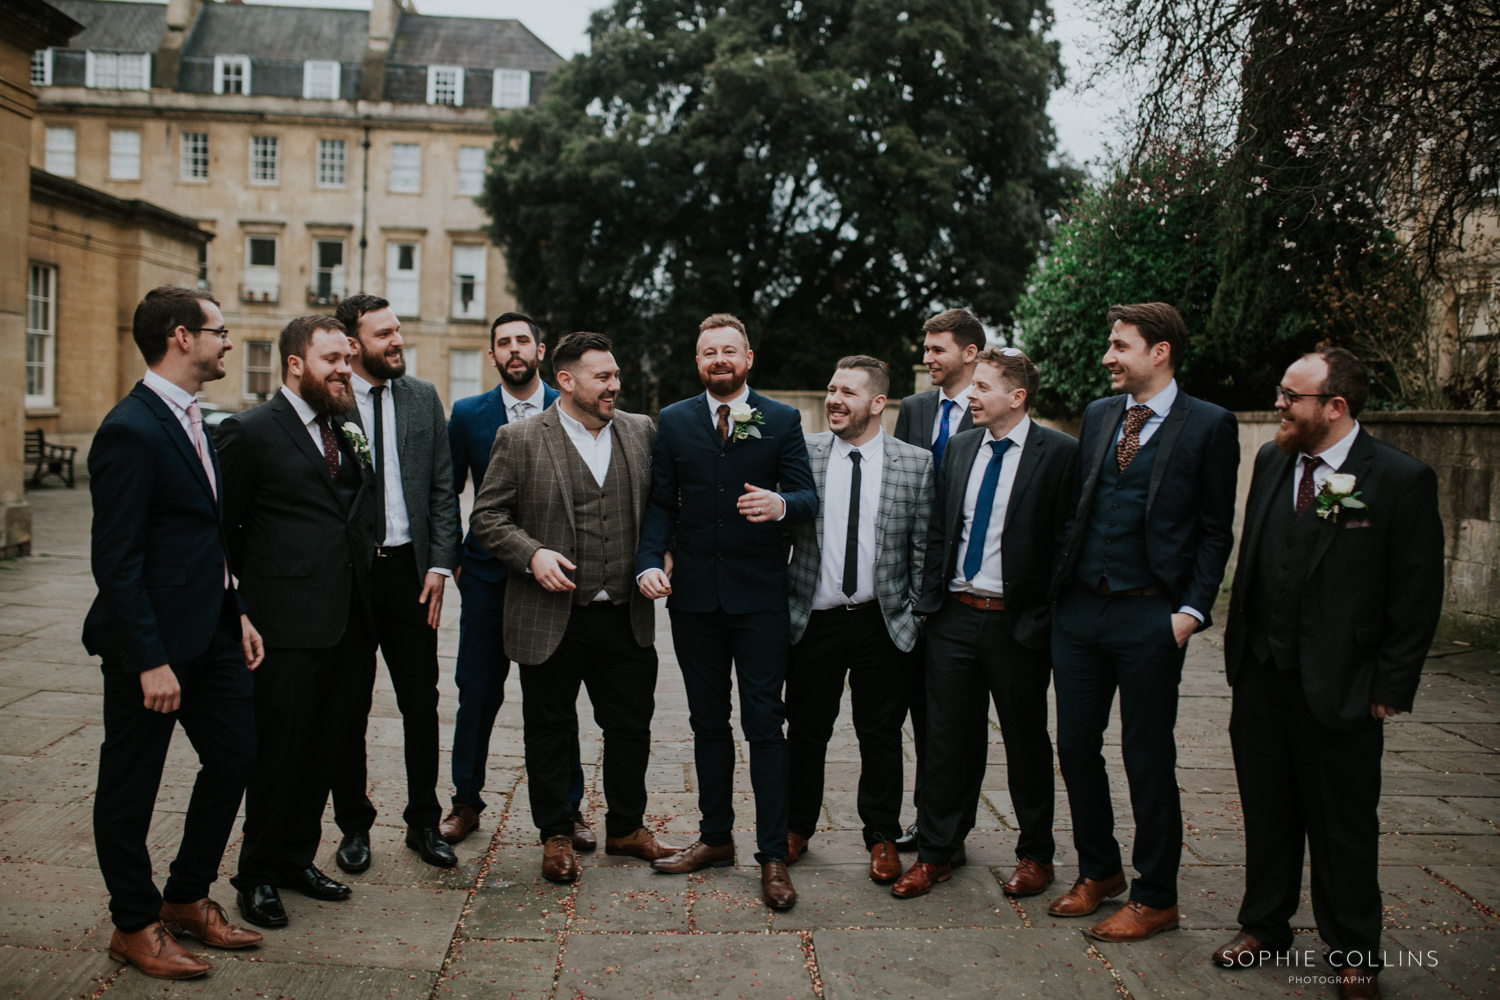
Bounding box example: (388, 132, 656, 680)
(371, 384, 387, 545)
(843, 449, 862, 599)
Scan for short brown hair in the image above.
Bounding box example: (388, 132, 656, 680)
(1303, 346, 1370, 418)
(835, 355, 890, 397)
(922, 308, 985, 352)
(552, 331, 612, 373)
(333, 294, 390, 338)
(132, 286, 220, 365)
(279, 314, 346, 378)
(975, 346, 1040, 409)
(698, 312, 749, 347)
(1106, 302, 1186, 369)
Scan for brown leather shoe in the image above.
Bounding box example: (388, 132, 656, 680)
(541, 834, 578, 883)
(108, 922, 212, 980)
(761, 860, 796, 910)
(604, 828, 683, 861)
(1212, 930, 1281, 967)
(439, 803, 479, 845)
(891, 860, 952, 899)
(1002, 858, 1055, 897)
(159, 898, 262, 950)
(786, 831, 807, 864)
(1047, 871, 1128, 917)
(571, 811, 597, 851)
(1338, 968, 1382, 1000)
(869, 839, 901, 883)
(650, 840, 735, 874)
(1087, 900, 1180, 942)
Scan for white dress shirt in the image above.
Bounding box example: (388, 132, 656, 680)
(951, 416, 1030, 597)
(1114, 378, 1178, 448)
(1293, 421, 1361, 507)
(557, 404, 614, 601)
(501, 382, 546, 423)
(143, 369, 206, 455)
(703, 386, 787, 521)
(812, 432, 884, 610)
(280, 384, 338, 461)
(350, 375, 450, 577)
(930, 382, 973, 447)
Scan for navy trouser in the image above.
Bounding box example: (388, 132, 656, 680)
(1052, 586, 1186, 909)
(451, 567, 583, 813)
(671, 608, 790, 864)
(96, 596, 255, 931)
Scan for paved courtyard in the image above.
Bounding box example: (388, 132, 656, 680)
(1, 484, 1498, 999)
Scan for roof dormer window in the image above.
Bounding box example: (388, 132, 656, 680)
(86, 51, 150, 91)
(492, 69, 530, 109)
(303, 60, 341, 100)
(426, 65, 464, 106)
(214, 54, 251, 95)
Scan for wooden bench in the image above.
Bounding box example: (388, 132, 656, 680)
(25, 429, 76, 488)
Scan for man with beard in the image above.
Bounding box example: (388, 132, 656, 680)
(221, 315, 380, 929)
(85, 287, 265, 978)
(1213, 349, 1442, 1000)
(441, 314, 590, 849)
(470, 333, 675, 882)
(1048, 303, 1238, 943)
(784, 357, 933, 883)
(636, 313, 817, 910)
(326, 294, 459, 873)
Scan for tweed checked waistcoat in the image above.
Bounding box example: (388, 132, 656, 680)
(561, 431, 637, 606)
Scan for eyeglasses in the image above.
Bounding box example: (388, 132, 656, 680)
(188, 327, 231, 341)
(1273, 385, 1335, 406)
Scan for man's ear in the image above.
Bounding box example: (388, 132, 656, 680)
(536, 342, 546, 361)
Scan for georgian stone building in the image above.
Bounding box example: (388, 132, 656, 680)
(26, 0, 561, 446)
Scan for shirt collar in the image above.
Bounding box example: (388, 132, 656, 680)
(706, 385, 752, 413)
(280, 383, 321, 425)
(939, 382, 972, 409)
(985, 414, 1031, 449)
(557, 402, 610, 439)
(1132, 378, 1177, 417)
(143, 368, 199, 411)
(501, 382, 545, 413)
(1303, 421, 1361, 470)
(831, 429, 884, 462)
(350, 372, 384, 401)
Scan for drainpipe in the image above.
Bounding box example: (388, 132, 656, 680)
(359, 121, 371, 292)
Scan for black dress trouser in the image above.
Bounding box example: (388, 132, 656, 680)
(786, 603, 913, 848)
(1231, 652, 1384, 968)
(520, 601, 658, 841)
(95, 594, 255, 932)
(918, 598, 1055, 867)
(332, 544, 443, 833)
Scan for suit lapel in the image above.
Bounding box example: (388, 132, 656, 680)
(1145, 397, 1191, 515)
(807, 435, 831, 561)
(392, 378, 411, 478)
(1083, 396, 1127, 502)
(330, 413, 371, 521)
(624, 416, 651, 528)
(538, 408, 577, 530)
(1239, 449, 1293, 594)
(956, 405, 975, 436)
(133, 385, 217, 507)
(916, 392, 937, 446)
(874, 441, 901, 564)
(270, 393, 345, 505)
(1305, 429, 1376, 580)
(1002, 425, 1043, 533)
(702, 392, 724, 447)
(943, 432, 984, 568)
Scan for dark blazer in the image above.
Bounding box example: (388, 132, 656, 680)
(893, 387, 975, 450)
(448, 382, 560, 581)
(83, 383, 245, 673)
(1223, 430, 1445, 730)
(218, 390, 379, 649)
(920, 422, 1079, 649)
(635, 389, 817, 614)
(1055, 389, 1239, 628)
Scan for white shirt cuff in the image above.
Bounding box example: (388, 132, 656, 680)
(427, 567, 452, 578)
(775, 494, 788, 522)
(1178, 605, 1204, 624)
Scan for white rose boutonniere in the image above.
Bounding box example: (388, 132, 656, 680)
(1315, 472, 1365, 523)
(728, 403, 765, 442)
(340, 422, 374, 467)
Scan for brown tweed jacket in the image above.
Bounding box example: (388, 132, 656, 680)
(469, 405, 656, 665)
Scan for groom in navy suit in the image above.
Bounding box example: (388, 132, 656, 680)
(636, 313, 817, 910)
(441, 313, 590, 848)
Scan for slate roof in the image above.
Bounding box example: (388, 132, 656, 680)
(48, 0, 165, 52)
(387, 14, 561, 73)
(182, 3, 371, 65)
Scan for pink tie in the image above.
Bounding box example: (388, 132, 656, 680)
(187, 402, 217, 500)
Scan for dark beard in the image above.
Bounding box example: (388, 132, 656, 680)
(830, 409, 872, 441)
(301, 372, 354, 415)
(573, 391, 613, 424)
(363, 345, 406, 381)
(700, 367, 747, 397)
(500, 357, 537, 387)
(1274, 413, 1328, 454)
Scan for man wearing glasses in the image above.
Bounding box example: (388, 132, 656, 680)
(1213, 349, 1442, 1000)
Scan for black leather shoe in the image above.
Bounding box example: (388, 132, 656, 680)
(406, 827, 458, 868)
(895, 823, 919, 852)
(236, 885, 288, 928)
(278, 866, 351, 901)
(336, 832, 371, 874)
(951, 842, 968, 868)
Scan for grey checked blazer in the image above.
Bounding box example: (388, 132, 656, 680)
(787, 432, 935, 652)
(469, 405, 656, 665)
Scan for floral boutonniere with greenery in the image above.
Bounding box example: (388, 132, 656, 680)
(729, 402, 766, 442)
(1315, 472, 1365, 523)
(341, 422, 373, 467)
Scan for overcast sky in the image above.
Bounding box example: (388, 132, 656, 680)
(162, 0, 1131, 169)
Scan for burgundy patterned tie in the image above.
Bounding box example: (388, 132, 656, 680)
(717, 404, 731, 444)
(314, 413, 340, 480)
(1295, 455, 1321, 516)
(1116, 405, 1154, 471)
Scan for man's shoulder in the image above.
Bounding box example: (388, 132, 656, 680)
(657, 395, 703, 424)
(806, 430, 834, 450)
(748, 392, 802, 423)
(898, 387, 938, 407)
(614, 410, 655, 434)
(1030, 422, 1080, 454)
(1361, 428, 1433, 480)
(449, 385, 494, 421)
(222, 396, 279, 431)
(1177, 391, 1235, 427)
(881, 434, 933, 471)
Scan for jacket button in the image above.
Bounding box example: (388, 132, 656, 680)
(717, 554, 724, 560)
(718, 485, 724, 492)
(718, 519, 724, 526)
(345, 561, 352, 568)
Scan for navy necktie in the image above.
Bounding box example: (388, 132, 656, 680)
(932, 399, 957, 474)
(962, 438, 1014, 582)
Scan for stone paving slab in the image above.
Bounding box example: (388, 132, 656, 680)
(441, 938, 560, 999)
(570, 864, 691, 932)
(554, 932, 817, 999)
(99, 958, 438, 998)
(0, 862, 112, 950)
(0, 946, 118, 1000)
(1430, 864, 1500, 913)
(1385, 926, 1500, 998)
(771, 864, 1017, 931)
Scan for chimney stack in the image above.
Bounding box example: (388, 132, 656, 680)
(153, 0, 203, 88)
(361, 0, 414, 101)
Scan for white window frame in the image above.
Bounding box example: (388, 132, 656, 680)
(302, 60, 341, 100)
(492, 69, 530, 109)
(450, 244, 487, 320)
(243, 339, 274, 399)
(179, 131, 209, 181)
(317, 138, 346, 187)
(312, 239, 347, 304)
(249, 135, 278, 185)
(26, 264, 57, 408)
(197, 242, 210, 290)
(426, 65, 464, 106)
(243, 235, 280, 303)
(448, 349, 481, 404)
(456, 146, 486, 196)
(402, 345, 419, 378)
(109, 129, 142, 181)
(386, 241, 421, 317)
(44, 126, 75, 177)
(389, 143, 422, 193)
(31, 49, 52, 87)
(86, 51, 151, 91)
(214, 54, 251, 95)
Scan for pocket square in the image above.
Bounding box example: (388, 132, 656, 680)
(1343, 517, 1373, 529)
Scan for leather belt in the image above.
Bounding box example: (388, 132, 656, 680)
(374, 543, 414, 559)
(951, 591, 1005, 611)
(812, 601, 878, 613)
(1083, 579, 1164, 597)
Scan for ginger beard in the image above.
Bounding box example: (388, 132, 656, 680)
(1274, 402, 1331, 455)
(300, 360, 354, 414)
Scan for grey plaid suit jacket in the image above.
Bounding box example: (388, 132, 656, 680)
(469, 405, 656, 665)
(787, 432, 935, 652)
